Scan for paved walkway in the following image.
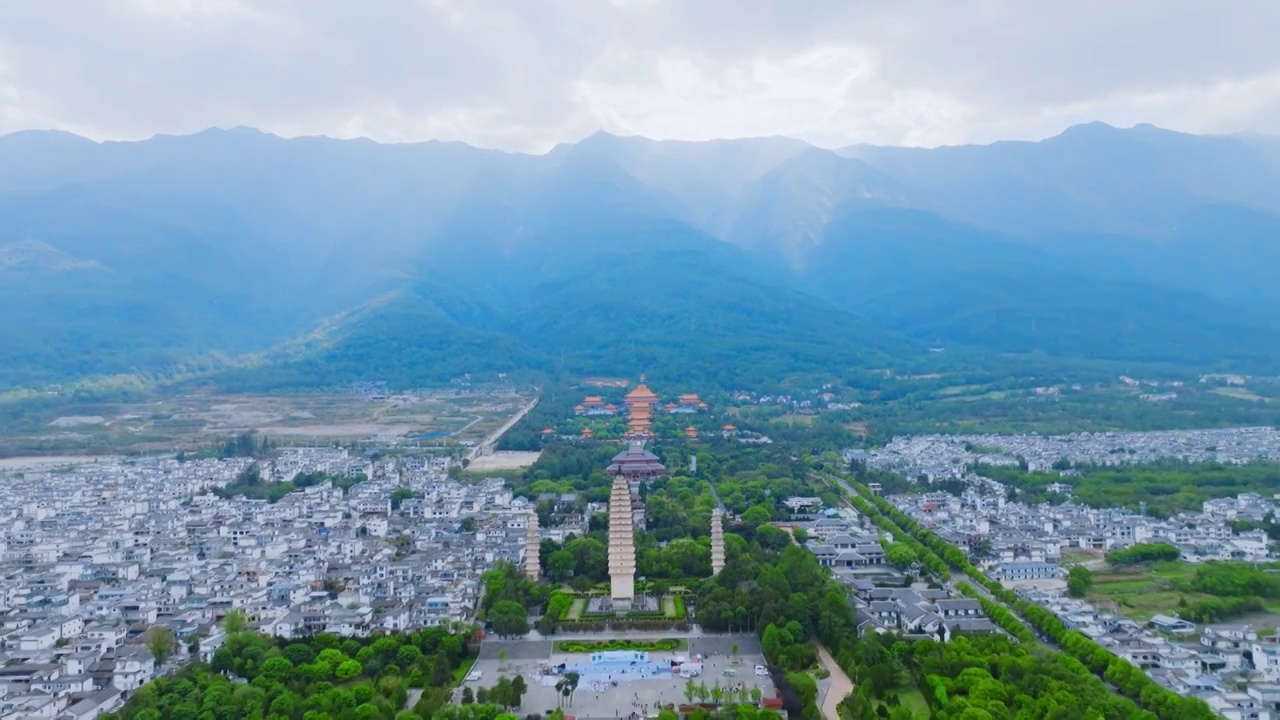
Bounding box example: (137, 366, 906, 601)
(816, 644, 852, 720)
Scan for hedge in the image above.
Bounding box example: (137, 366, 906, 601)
(554, 638, 685, 653)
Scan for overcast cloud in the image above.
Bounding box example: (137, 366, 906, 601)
(1, 0, 1278, 151)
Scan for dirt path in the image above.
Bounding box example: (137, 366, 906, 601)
(817, 643, 852, 720)
(470, 397, 538, 460)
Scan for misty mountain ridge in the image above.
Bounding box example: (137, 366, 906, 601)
(2, 121, 1279, 389)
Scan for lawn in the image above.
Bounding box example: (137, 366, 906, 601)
(451, 657, 476, 685)
(565, 598, 586, 620)
(878, 686, 930, 718)
(1088, 560, 1209, 620)
(1059, 548, 1102, 565)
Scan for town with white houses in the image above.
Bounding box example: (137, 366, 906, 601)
(0, 448, 535, 719)
(5, 426, 1280, 718)
(844, 427, 1280, 719)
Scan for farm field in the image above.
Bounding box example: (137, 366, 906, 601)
(0, 390, 533, 457)
(1088, 560, 1280, 623)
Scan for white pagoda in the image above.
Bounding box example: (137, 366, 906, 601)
(710, 508, 726, 575)
(607, 476, 637, 611)
(523, 512, 541, 581)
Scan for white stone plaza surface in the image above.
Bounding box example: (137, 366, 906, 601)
(466, 635, 775, 719)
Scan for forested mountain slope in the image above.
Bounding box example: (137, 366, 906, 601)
(2, 122, 1278, 389)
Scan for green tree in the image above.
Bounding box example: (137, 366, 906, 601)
(882, 542, 919, 570)
(510, 675, 527, 708)
(336, 659, 363, 681)
(222, 610, 248, 635)
(786, 673, 818, 710)
(489, 600, 530, 637)
(741, 505, 772, 529)
(547, 550, 576, 582)
(145, 626, 176, 667)
(1067, 565, 1094, 598)
(260, 656, 294, 682)
(391, 486, 419, 510)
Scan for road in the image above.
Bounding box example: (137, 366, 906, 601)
(776, 505, 855, 719)
(814, 471, 1036, 630)
(813, 470, 1142, 704)
(469, 397, 538, 461)
(816, 644, 853, 720)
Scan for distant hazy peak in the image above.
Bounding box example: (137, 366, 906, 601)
(0, 129, 97, 146)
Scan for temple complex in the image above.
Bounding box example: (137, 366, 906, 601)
(523, 512, 540, 580)
(710, 508, 726, 575)
(667, 393, 710, 414)
(607, 476, 637, 611)
(606, 441, 667, 482)
(574, 396, 618, 417)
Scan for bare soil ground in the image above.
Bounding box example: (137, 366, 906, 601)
(0, 455, 120, 470)
(0, 390, 534, 456)
(468, 451, 542, 471)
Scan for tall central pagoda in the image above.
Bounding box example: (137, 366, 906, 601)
(623, 377, 660, 437)
(607, 475, 637, 611)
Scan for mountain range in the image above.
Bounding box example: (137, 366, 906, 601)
(2, 122, 1279, 391)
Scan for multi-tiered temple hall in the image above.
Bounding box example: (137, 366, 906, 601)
(605, 442, 666, 482)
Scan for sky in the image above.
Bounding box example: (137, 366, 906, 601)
(1, 0, 1278, 152)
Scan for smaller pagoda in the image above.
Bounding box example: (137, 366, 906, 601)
(710, 508, 726, 575)
(579, 427, 594, 439)
(606, 441, 666, 482)
(684, 425, 699, 440)
(523, 513, 541, 580)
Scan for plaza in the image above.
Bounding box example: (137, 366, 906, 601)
(468, 635, 776, 719)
